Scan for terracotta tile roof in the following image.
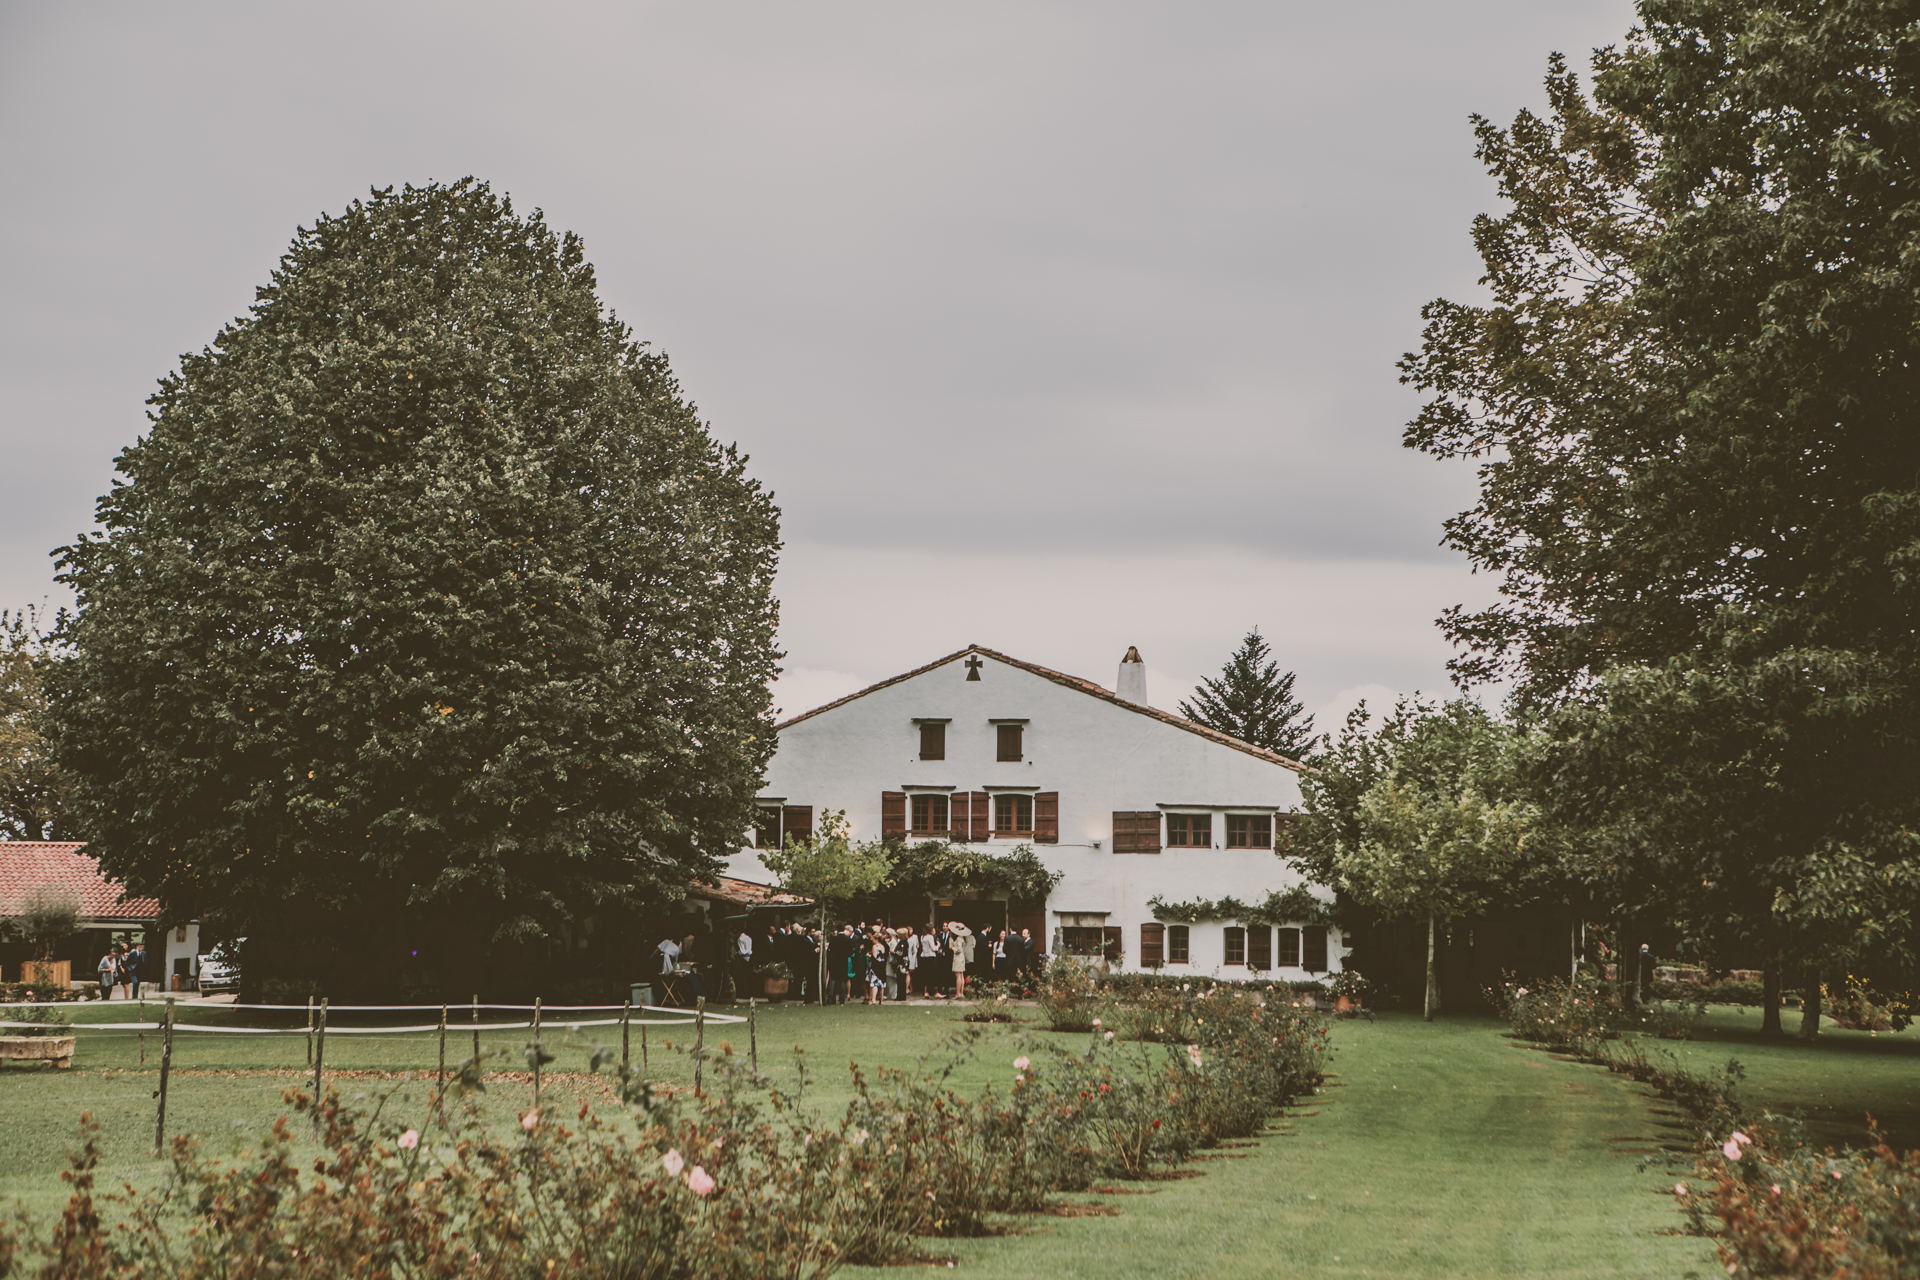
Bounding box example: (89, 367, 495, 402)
(692, 875, 812, 909)
(0, 842, 161, 921)
(777, 645, 1311, 773)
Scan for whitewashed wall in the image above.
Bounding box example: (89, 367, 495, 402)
(725, 648, 1344, 979)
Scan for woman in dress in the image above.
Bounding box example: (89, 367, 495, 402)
(947, 921, 973, 999)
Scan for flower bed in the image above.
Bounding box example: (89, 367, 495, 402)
(0, 994, 1328, 1276)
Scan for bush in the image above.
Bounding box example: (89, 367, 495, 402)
(1648, 977, 1769, 1006)
(1679, 1124, 1920, 1279)
(1486, 975, 1620, 1055)
(1625, 999, 1706, 1041)
(1036, 955, 1102, 1032)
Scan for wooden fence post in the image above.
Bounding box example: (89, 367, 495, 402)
(621, 996, 631, 1073)
(306, 996, 314, 1067)
(311, 998, 327, 1119)
(471, 995, 480, 1066)
(748, 997, 758, 1073)
(138, 990, 146, 1067)
(640, 1018, 648, 1080)
(152, 997, 176, 1156)
(693, 997, 706, 1095)
(532, 997, 543, 1107)
(437, 1005, 447, 1095)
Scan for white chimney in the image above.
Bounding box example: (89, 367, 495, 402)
(1116, 646, 1148, 705)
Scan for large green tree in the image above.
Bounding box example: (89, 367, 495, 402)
(46, 180, 783, 996)
(1178, 629, 1317, 758)
(1401, 4, 1920, 1022)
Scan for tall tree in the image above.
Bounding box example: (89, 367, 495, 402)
(1401, 5, 1920, 1011)
(1299, 698, 1533, 1020)
(45, 180, 783, 997)
(0, 609, 73, 842)
(1179, 629, 1317, 758)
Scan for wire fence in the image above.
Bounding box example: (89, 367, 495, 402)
(0, 996, 755, 1156)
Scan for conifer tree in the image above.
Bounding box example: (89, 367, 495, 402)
(1178, 629, 1316, 758)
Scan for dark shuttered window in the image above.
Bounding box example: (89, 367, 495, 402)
(1248, 926, 1271, 970)
(881, 791, 906, 838)
(1277, 927, 1301, 967)
(1167, 924, 1189, 964)
(1140, 922, 1165, 968)
(1111, 811, 1162, 853)
(995, 793, 1034, 836)
(782, 806, 813, 845)
(1224, 926, 1247, 966)
(1166, 813, 1212, 848)
(919, 722, 946, 760)
(1225, 814, 1272, 848)
(910, 793, 950, 835)
(996, 724, 1023, 761)
(1034, 792, 1059, 844)
(1303, 926, 1329, 973)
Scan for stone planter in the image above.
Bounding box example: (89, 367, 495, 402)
(0, 1035, 75, 1069)
(761, 977, 791, 1000)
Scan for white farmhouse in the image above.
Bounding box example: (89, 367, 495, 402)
(724, 644, 1344, 980)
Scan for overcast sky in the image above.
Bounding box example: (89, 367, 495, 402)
(0, 1, 1635, 732)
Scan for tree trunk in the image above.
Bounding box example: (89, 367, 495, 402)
(1760, 952, 1783, 1037)
(1798, 965, 1822, 1040)
(1423, 912, 1438, 1022)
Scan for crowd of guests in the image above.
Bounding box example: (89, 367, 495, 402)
(652, 919, 1046, 1005)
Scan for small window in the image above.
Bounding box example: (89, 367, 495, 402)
(753, 807, 781, 849)
(1167, 924, 1189, 964)
(1248, 926, 1271, 970)
(1166, 813, 1212, 848)
(994, 793, 1033, 836)
(911, 793, 950, 834)
(1302, 926, 1329, 973)
(1277, 927, 1301, 967)
(920, 723, 946, 761)
(1225, 814, 1271, 848)
(996, 724, 1023, 762)
(1061, 926, 1106, 956)
(1224, 926, 1246, 966)
(1141, 922, 1166, 968)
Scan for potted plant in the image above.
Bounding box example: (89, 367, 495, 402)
(0, 1003, 75, 1069)
(757, 961, 794, 999)
(1328, 970, 1371, 1015)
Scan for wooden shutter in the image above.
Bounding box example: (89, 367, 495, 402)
(1112, 811, 1161, 853)
(1102, 926, 1123, 963)
(996, 724, 1022, 761)
(970, 792, 991, 843)
(881, 791, 906, 839)
(1034, 792, 1059, 843)
(1303, 926, 1329, 973)
(1248, 926, 1271, 970)
(782, 805, 813, 845)
(1140, 922, 1165, 968)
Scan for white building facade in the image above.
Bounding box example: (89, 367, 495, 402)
(725, 645, 1344, 981)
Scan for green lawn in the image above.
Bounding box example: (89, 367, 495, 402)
(5, 1001, 1836, 1277)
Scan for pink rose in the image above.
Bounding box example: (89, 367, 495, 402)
(520, 1110, 539, 1132)
(686, 1166, 715, 1196)
(1013, 1056, 1030, 1071)
(398, 1129, 419, 1150)
(1721, 1139, 1743, 1160)
(662, 1149, 685, 1177)
(1104, 1031, 1115, 1043)
(1674, 1183, 1688, 1196)
(1730, 1131, 1752, 1147)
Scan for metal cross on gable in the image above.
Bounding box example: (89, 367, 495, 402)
(964, 655, 983, 681)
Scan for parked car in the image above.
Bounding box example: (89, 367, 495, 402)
(197, 946, 241, 993)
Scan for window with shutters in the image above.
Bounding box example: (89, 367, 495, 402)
(1302, 926, 1329, 972)
(910, 793, 949, 835)
(1225, 814, 1272, 848)
(753, 807, 781, 849)
(994, 793, 1034, 836)
(1140, 922, 1165, 969)
(1277, 927, 1301, 967)
(1060, 926, 1106, 957)
(919, 722, 946, 760)
(1167, 924, 1189, 964)
(1248, 926, 1271, 970)
(1111, 811, 1162, 853)
(996, 724, 1023, 762)
(1166, 813, 1212, 848)
(1224, 926, 1246, 966)
(782, 806, 813, 846)
(882, 791, 907, 839)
